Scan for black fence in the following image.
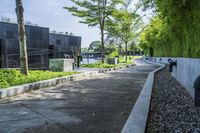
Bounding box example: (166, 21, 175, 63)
(81, 53, 102, 58)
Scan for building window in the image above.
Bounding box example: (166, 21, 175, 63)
(6, 31, 14, 39)
(56, 39, 61, 45)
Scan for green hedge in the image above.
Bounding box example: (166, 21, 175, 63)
(0, 69, 79, 88)
(119, 56, 137, 64)
(140, 0, 200, 58)
(81, 63, 118, 68)
(80, 60, 135, 68)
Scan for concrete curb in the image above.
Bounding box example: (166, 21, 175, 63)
(121, 63, 165, 133)
(0, 64, 135, 99)
(143, 58, 167, 66)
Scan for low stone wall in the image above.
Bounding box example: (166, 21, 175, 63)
(121, 63, 165, 133)
(147, 57, 200, 98)
(106, 57, 119, 64)
(0, 64, 135, 99)
(49, 59, 74, 72)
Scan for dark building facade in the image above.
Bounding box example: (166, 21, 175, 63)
(0, 22, 49, 69)
(49, 33, 81, 59)
(0, 22, 82, 69)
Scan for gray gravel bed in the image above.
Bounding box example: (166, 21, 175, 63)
(146, 66, 200, 133)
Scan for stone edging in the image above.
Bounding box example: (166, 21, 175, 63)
(0, 64, 135, 99)
(121, 63, 165, 133)
(143, 58, 167, 65)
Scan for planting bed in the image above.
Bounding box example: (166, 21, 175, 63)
(146, 67, 200, 133)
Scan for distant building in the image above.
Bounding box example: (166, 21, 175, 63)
(0, 21, 82, 69)
(49, 33, 81, 59)
(0, 22, 49, 69)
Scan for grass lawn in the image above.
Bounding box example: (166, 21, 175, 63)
(0, 69, 79, 88)
(119, 55, 142, 64)
(80, 63, 119, 68)
(80, 56, 142, 68)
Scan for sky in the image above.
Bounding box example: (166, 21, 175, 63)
(0, 0, 153, 48)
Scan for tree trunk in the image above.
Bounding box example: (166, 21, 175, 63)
(125, 42, 128, 62)
(100, 27, 105, 63)
(15, 0, 29, 75)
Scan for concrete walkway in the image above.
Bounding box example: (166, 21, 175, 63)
(75, 67, 102, 73)
(0, 60, 158, 133)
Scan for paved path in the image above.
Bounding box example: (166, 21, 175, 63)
(0, 60, 159, 133)
(75, 67, 102, 73)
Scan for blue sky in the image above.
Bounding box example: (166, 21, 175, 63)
(0, 0, 152, 48)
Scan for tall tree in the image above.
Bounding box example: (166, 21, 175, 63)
(88, 41, 102, 53)
(139, 0, 200, 58)
(15, 0, 29, 75)
(105, 36, 122, 55)
(124, 0, 132, 9)
(64, 0, 123, 63)
(106, 9, 144, 61)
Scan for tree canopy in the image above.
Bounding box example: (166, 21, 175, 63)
(106, 8, 144, 60)
(88, 41, 101, 53)
(139, 0, 200, 58)
(64, 0, 123, 62)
